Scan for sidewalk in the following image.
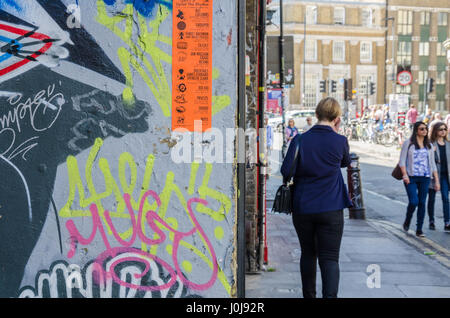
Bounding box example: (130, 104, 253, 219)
(246, 174, 450, 298)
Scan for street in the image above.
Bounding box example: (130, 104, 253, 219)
(246, 131, 450, 298)
(270, 131, 450, 265)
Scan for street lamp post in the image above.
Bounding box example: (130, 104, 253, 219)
(443, 39, 450, 111)
(384, 17, 396, 97)
(279, 0, 287, 158)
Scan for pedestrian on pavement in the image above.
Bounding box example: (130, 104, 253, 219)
(427, 122, 450, 232)
(265, 116, 273, 165)
(399, 121, 440, 237)
(444, 114, 450, 130)
(303, 116, 313, 132)
(423, 109, 433, 125)
(429, 112, 443, 128)
(281, 97, 352, 298)
(285, 118, 299, 148)
(406, 105, 418, 129)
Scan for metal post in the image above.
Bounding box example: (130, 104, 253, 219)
(237, 0, 246, 298)
(302, 8, 306, 108)
(257, 0, 267, 269)
(280, 0, 286, 158)
(347, 153, 366, 219)
(423, 78, 428, 114)
(391, 17, 396, 95)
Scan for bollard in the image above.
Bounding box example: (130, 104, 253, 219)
(347, 153, 366, 219)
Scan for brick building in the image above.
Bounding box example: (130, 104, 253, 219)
(267, 0, 450, 114)
(386, 0, 450, 113)
(267, 0, 387, 111)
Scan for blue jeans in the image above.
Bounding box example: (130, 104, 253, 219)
(427, 174, 450, 225)
(404, 176, 431, 232)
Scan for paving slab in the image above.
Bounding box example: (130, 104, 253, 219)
(246, 211, 450, 298)
(396, 285, 450, 298)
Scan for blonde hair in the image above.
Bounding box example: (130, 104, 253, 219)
(315, 97, 342, 122)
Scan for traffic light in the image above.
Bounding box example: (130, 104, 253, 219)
(330, 80, 337, 93)
(426, 78, 434, 93)
(369, 82, 376, 95)
(344, 79, 352, 101)
(319, 80, 326, 93)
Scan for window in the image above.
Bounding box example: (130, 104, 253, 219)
(333, 41, 345, 62)
(304, 73, 319, 108)
(437, 71, 446, 85)
(419, 42, 429, 56)
(437, 42, 446, 56)
(360, 42, 372, 62)
(359, 74, 376, 104)
(305, 39, 317, 61)
(306, 6, 317, 25)
(418, 71, 428, 85)
(438, 12, 448, 26)
(420, 12, 431, 25)
(397, 41, 412, 65)
(436, 101, 446, 111)
(398, 10, 413, 35)
(334, 7, 345, 25)
(330, 75, 347, 108)
(361, 8, 372, 27)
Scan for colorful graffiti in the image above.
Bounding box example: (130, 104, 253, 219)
(19, 259, 199, 298)
(0, 0, 237, 298)
(59, 138, 233, 295)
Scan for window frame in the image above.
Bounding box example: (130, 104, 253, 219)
(305, 6, 317, 25)
(420, 11, 431, 25)
(360, 41, 372, 62)
(397, 10, 413, 35)
(332, 41, 346, 62)
(361, 8, 373, 27)
(304, 39, 317, 62)
(438, 12, 448, 26)
(419, 42, 430, 56)
(334, 7, 345, 25)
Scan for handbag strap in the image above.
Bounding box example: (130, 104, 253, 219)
(285, 134, 302, 183)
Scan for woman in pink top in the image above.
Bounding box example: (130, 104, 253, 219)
(406, 105, 418, 128)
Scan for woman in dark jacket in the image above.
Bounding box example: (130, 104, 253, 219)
(427, 121, 450, 231)
(281, 97, 352, 298)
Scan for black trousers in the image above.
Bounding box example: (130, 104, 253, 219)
(292, 210, 344, 298)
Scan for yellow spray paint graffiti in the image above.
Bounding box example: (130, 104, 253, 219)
(60, 138, 233, 295)
(96, 1, 172, 113)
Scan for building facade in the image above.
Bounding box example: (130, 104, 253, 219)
(268, 0, 387, 111)
(386, 0, 450, 113)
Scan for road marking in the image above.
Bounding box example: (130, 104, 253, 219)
(364, 189, 408, 207)
(370, 219, 450, 270)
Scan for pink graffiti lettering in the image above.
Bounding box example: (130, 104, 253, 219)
(65, 190, 219, 291)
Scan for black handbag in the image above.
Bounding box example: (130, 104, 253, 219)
(391, 164, 403, 180)
(272, 135, 301, 214)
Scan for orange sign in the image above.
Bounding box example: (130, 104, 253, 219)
(172, 0, 213, 132)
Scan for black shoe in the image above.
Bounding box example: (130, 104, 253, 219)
(416, 230, 426, 237)
(403, 221, 410, 232)
(444, 224, 450, 232)
(429, 223, 436, 230)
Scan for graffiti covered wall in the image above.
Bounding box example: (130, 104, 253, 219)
(0, 0, 238, 298)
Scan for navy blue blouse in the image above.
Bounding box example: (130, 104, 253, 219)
(281, 125, 353, 214)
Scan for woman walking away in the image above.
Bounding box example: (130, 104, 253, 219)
(399, 122, 440, 237)
(281, 97, 352, 298)
(427, 122, 450, 231)
(285, 118, 299, 147)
